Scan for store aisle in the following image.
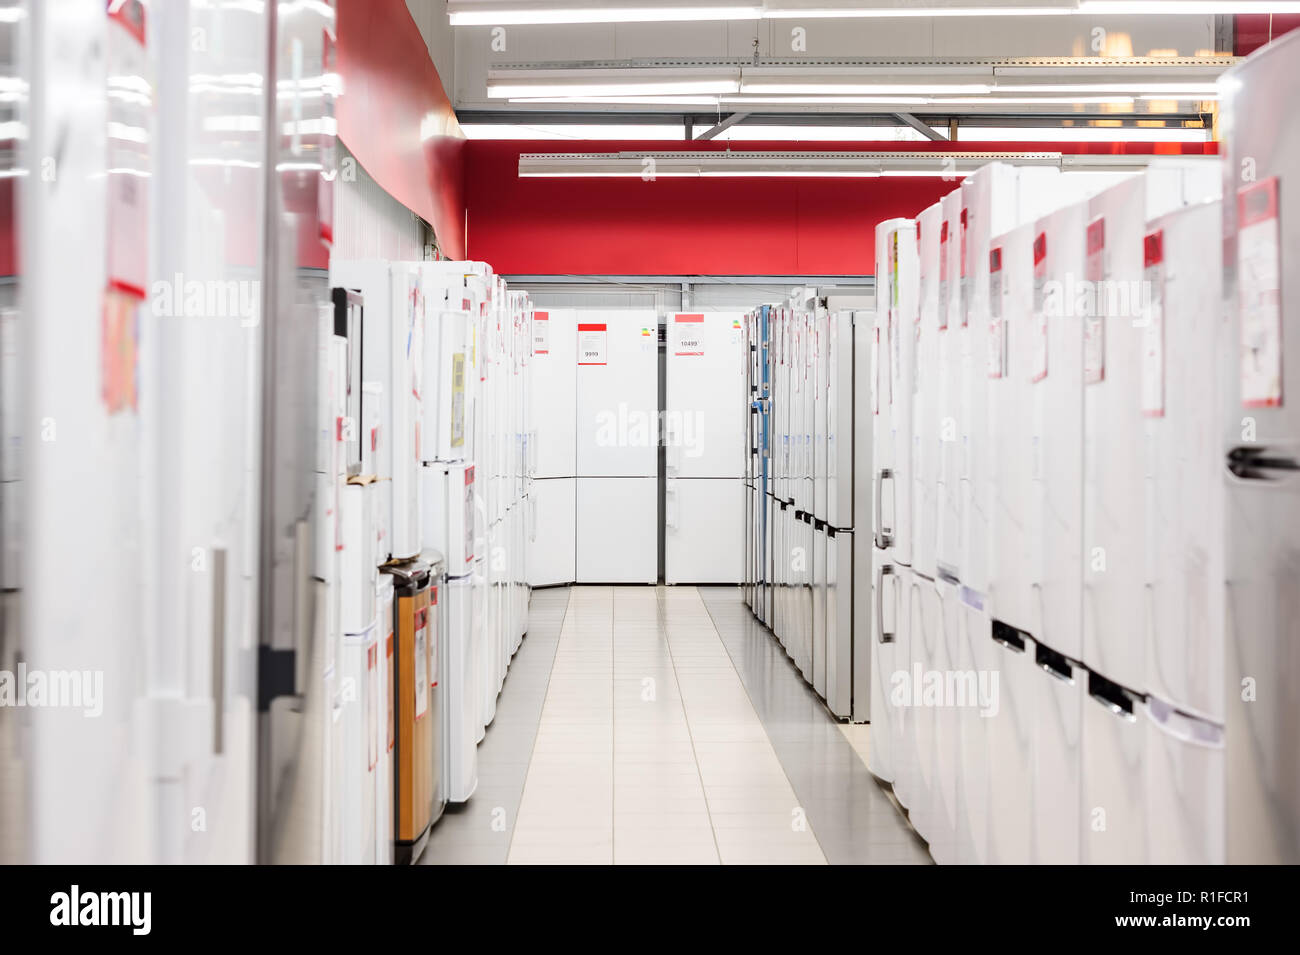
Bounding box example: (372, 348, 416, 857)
(423, 585, 928, 865)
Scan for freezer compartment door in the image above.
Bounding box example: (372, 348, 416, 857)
(867, 547, 901, 783)
(665, 478, 744, 584)
(1144, 697, 1224, 864)
(906, 574, 944, 846)
(1081, 671, 1147, 864)
(443, 576, 478, 803)
(986, 623, 1035, 865)
(825, 529, 855, 719)
(928, 578, 963, 864)
(527, 478, 576, 587)
(1030, 642, 1083, 864)
(576, 477, 657, 583)
(956, 600, 993, 864)
(812, 525, 828, 698)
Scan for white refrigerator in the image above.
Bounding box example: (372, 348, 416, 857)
(528, 308, 578, 586)
(1218, 31, 1300, 864)
(665, 312, 747, 583)
(575, 310, 658, 584)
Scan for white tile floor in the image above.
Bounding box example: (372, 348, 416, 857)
(507, 586, 826, 865)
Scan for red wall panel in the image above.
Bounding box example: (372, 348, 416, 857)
(1235, 14, 1300, 54)
(336, 0, 466, 258)
(464, 139, 1216, 276)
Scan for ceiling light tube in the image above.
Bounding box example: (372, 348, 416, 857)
(739, 83, 993, 95)
(489, 80, 740, 98)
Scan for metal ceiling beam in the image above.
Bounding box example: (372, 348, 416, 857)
(893, 112, 947, 141)
(695, 112, 750, 140)
(457, 109, 1210, 128)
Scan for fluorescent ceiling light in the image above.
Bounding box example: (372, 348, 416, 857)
(510, 96, 725, 105)
(451, 1, 1300, 26)
(489, 81, 739, 98)
(740, 83, 994, 95)
(450, 6, 761, 24)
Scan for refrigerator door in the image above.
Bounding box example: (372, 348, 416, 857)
(527, 477, 576, 586)
(1143, 696, 1224, 864)
(1219, 31, 1300, 864)
(1032, 204, 1090, 662)
(882, 220, 917, 568)
(667, 312, 747, 480)
(936, 190, 965, 582)
(824, 528, 854, 718)
(929, 577, 963, 864)
(989, 223, 1037, 638)
(913, 206, 942, 582)
(575, 309, 658, 478)
(956, 598, 994, 864)
(665, 477, 745, 584)
(1081, 672, 1147, 864)
(1144, 201, 1225, 723)
(1030, 643, 1084, 864)
(443, 574, 478, 803)
(985, 625, 1034, 865)
(867, 546, 900, 783)
(906, 570, 944, 844)
(576, 477, 657, 583)
(530, 308, 577, 480)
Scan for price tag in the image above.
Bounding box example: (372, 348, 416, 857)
(1140, 230, 1166, 417)
(1084, 216, 1106, 386)
(673, 313, 705, 356)
(1237, 177, 1283, 409)
(938, 219, 950, 331)
(1031, 231, 1049, 384)
(532, 311, 550, 355)
(988, 246, 1005, 380)
(578, 322, 607, 365)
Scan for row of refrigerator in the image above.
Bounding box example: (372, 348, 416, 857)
(324, 258, 537, 863)
(744, 301, 872, 721)
(526, 308, 748, 586)
(742, 32, 1300, 865)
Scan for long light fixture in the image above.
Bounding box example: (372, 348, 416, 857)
(452, 1, 1300, 26)
(516, 149, 1188, 177)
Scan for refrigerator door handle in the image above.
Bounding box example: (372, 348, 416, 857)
(211, 546, 227, 755)
(876, 563, 896, 644)
(665, 485, 679, 530)
(1226, 445, 1300, 481)
(874, 467, 895, 549)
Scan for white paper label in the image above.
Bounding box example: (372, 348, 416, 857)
(532, 312, 550, 355)
(1084, 217, 1106, 386)
(1140, 230, 1166, 417)
(413, 606, 428, 719)
(988, 248, 1005, 380)
(1032, 232, 1048, 383)
(673, 314, 705, 356)
(1237, 178, 1283, 409)
(578, 323, 607, 365)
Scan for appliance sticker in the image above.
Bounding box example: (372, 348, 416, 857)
(366, 639, 378, 772)
(960, 207, 970, 327)
(532, 311, 549, 355)
(988, 246, 1005, 379)
(578, 322, 608, 365)
(890, 232, 901, 395)
(1032, 231, 1048, 383)
(106, 1, 149, 298)
(429, 588, 439, 688)
(1140, 229, 1167, 417)
(1084, 216, 1106, 385)
(450, 352, 465, 448)
(673, 313, 705, 356)
(1237, 177, 1283, 408)
(386, 631, 395, 753)
(939, 219, 950, 330)
(463, 466, 475, 565)
(413, 606, 428, 719)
